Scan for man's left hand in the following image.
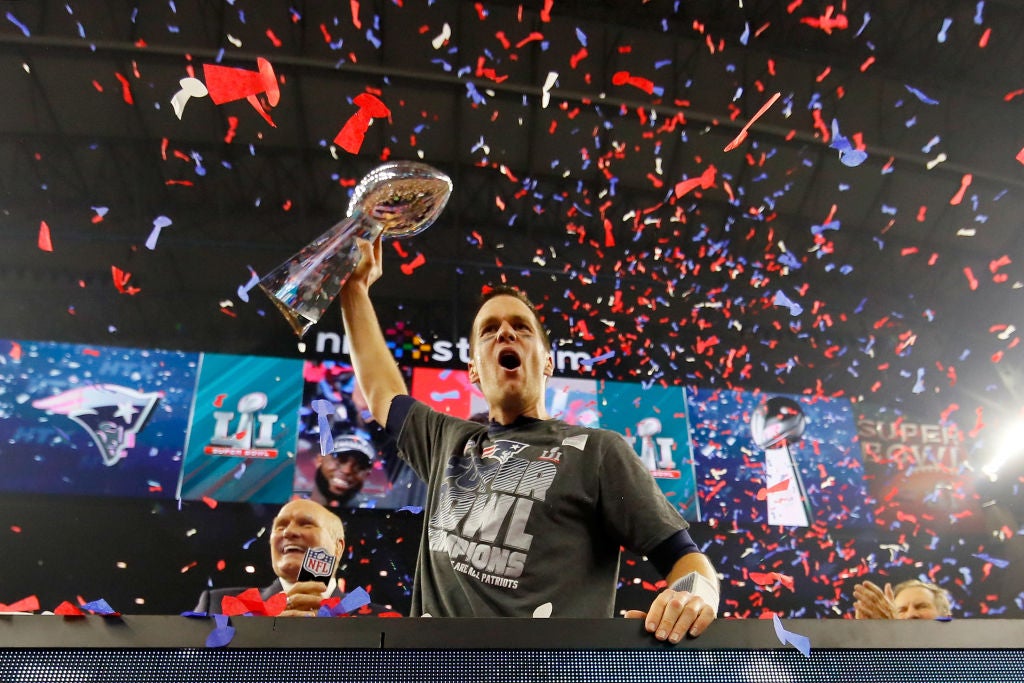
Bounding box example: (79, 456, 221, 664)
(625, 588, 716, 642)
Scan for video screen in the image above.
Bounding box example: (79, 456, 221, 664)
(0, 339, 197, 499)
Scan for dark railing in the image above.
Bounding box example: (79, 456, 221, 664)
(3, 615, 1023, 682)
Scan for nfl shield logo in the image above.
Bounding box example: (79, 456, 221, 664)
(299, 547, 336, 581)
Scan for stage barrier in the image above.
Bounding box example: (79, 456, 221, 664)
(3, 615, 1023, 682)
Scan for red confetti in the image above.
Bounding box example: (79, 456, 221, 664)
(603, 218, 615, 248)
(756, 477, 792, 500)
(475, 56, 509, 83)
(0, 595, 40, 612)
(350, 0, 362, 29)
(224, 116, 239, 144)
(724, 93, 781, 151)
(110, 266, 140, 295)
(53, 601, 85, 616)
(400, 253, 427, 275)
(38, 221, 53, 252)
(514, 32, 544, 49)
(989, 255, 1012, 279)
(611, 71, 655, 95)
(949, 174, 972, 205)
(749, 571, 796, 591)
(674, 164, 717, 198)
(539, 0, 553, 22)
(222, 588, 286, 616)
(202, 496, 219, 509)
(114, 72, 134, 105)
(963, 267, 979, 290)
(202, 58, 280, 126)
(810, 107, 830, 141)
(800, 8, 848, 33)
(334, 92, 392, 154)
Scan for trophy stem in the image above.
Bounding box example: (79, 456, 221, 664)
(257, 282, 317, 337)
(258, 215, 379, 338)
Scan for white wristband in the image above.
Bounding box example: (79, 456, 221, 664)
(668, 571, 720, 615)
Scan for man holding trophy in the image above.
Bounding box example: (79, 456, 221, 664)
(262, 161, 719, 642)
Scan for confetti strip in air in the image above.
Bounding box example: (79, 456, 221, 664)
(724, 92, 781, 151)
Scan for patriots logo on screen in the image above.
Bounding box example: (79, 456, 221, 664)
(32, 384, 162, 466)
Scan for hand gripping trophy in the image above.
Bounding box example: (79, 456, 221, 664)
(259, 161, 453, 337)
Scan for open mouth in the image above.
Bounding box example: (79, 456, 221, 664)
(282, 544, 307, 556)
(498, 350, 521, 370)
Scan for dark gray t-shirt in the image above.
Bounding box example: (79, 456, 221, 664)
(391, 396, 689, 618)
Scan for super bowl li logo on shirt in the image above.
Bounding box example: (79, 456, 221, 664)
(204, 391, 280, 459)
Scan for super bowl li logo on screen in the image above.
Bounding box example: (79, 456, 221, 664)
(204, 391, 280, 458)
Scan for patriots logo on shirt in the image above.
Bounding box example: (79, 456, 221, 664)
(32, 384, 162, 466)
(481, 440, 530, 465)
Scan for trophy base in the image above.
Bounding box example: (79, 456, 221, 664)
(259, 284, 317, 338)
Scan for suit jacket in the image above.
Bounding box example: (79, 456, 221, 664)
(192, 578, 399, 617)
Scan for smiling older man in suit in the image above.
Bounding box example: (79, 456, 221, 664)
(193, 498, 395, 617)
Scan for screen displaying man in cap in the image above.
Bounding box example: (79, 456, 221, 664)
(310, 433, 379, 508)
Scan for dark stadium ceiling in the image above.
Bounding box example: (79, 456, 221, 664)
(1, 0, 1022, 420)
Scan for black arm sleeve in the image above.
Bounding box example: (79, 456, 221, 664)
(646, 528, 700, 577)
(385, 394, 416, 437)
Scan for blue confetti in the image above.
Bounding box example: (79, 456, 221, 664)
(205, 614, 236, 648)
(904, 84, 940, 105)
(5, 11, 30, 36)
(772, 614, 811, 657)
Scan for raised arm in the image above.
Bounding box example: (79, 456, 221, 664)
(339, 236, 409, 426)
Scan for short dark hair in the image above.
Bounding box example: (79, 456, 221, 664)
(473, 285, 551, 350)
